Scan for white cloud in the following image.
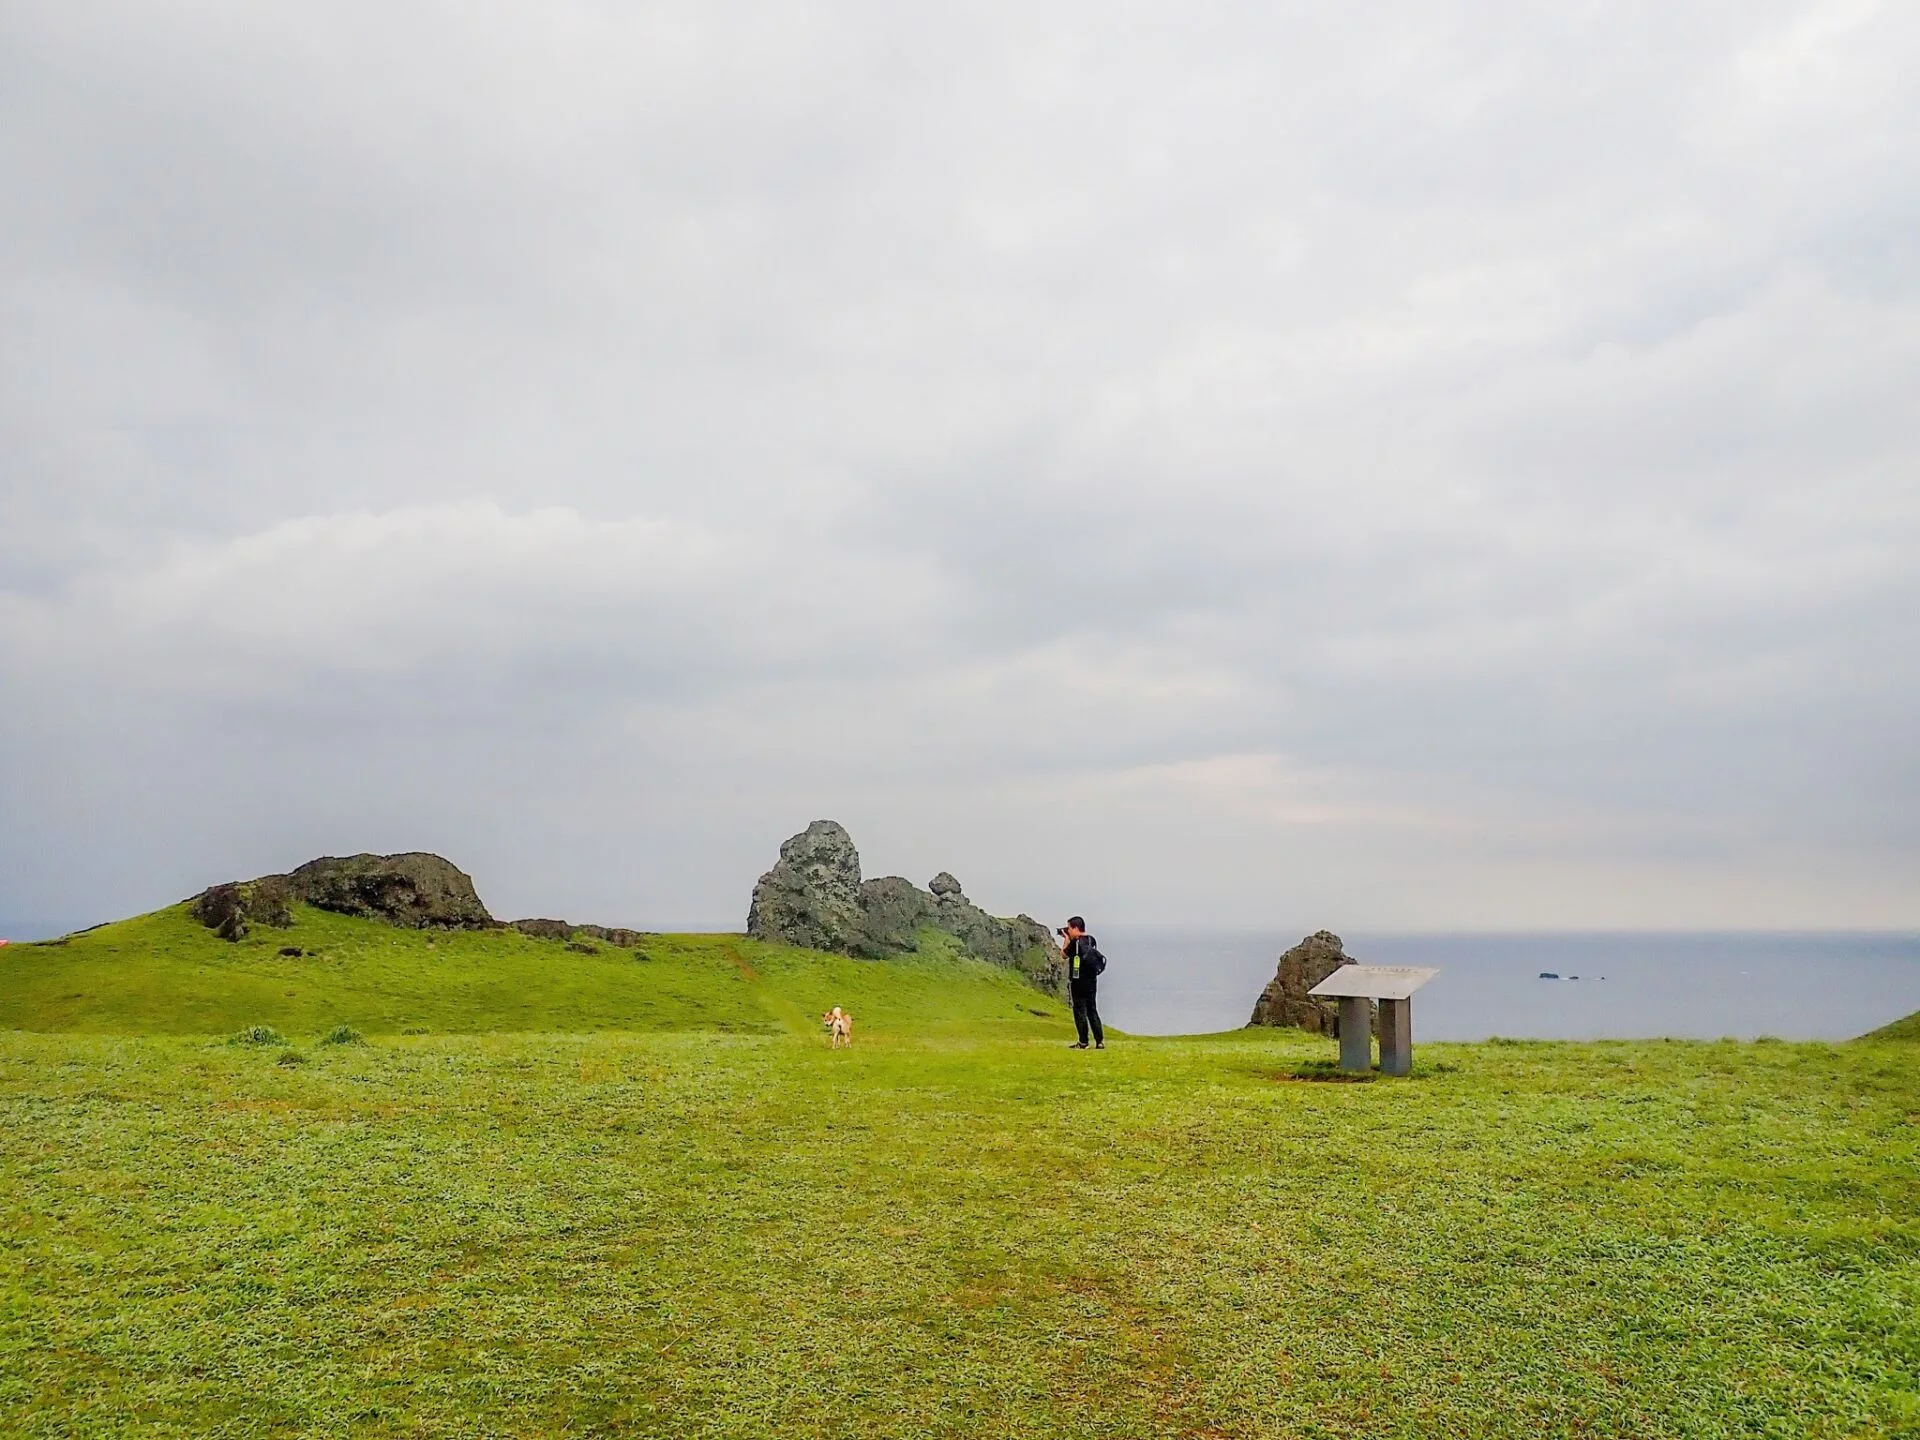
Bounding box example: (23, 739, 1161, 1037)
(1, 0, 1916, 931)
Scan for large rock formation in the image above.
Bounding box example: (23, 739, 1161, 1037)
(745, 820, 869, 954)
(747, 821, 1064, 994)
(1248, 929, 1360, 1035)
(284, 853, 493, 928)
(189, 852, 494, 940)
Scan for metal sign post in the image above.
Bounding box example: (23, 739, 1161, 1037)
(1307, 965, 1441, 1075)
(1338, 997, 1372, 1072)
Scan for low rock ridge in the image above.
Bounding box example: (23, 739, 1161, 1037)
(746, 820, 1063, 994)
(188, 854, 660, 948)
(191, 853, 495, 940)
(1247, 929, 1365, 1035)
(507, 918, 648, 948)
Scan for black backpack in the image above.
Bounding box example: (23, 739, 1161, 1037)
(1074, 935, 1107, 979)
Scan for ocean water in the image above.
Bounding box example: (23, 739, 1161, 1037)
(1091, 930, 1920, 1041)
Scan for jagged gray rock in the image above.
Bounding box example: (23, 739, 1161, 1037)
(190, 853, 494, 940)
(746, 822, 1064, 993)
(855, 875, 936, 956)
(745, 820, 868, 954)
(927, 872, 1059, 982)
(1248, 929, 1361, 1035)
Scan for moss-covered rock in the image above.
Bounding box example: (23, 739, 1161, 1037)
(746, 820, 868, 955)
(747, 822, 1064, 994)
(191, 853, 492, 941)
(190, 878, 292, 941)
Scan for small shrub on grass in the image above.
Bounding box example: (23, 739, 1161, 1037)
(275, 1049, 307, 1067)
(228, 1024, 286, 1047)
(320, 1025, 364, 1046)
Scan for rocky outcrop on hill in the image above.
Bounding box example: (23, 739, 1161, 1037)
(192, 879, 293, 941)
(286, 854, 493, 928)
(1248, 930, 1360, 1035)
(747, 821, 1064, 994)
(854, 874, 937, 953)
(927, 871, 1059, 977)
(190, 852, 494, 940)
(509, 918, 647, 948)
(746, 820, 869, 954)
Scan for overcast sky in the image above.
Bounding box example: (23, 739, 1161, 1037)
(3, 0, 1916, 936)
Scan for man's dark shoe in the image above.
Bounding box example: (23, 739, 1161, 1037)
(1069, 1042, 1088, 1049)
(1095, 1042, 1105, 1049)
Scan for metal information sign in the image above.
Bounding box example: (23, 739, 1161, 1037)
(1307, 965, 1441, 1074)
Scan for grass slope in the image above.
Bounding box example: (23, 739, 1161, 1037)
(1, 1030, 1915, 1438)
(1868, 1007, 1920, 1042)
(0, 903, 1067, 1039)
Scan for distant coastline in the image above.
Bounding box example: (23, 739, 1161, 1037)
(8, 907, 1919, 1043)
(1096, 928, 1920, 1042)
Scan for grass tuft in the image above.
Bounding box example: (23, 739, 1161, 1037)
(1286, 1059, 1376, 1082)
(318, 1024, 363, 1046)
(227, 1024, 285, 1046)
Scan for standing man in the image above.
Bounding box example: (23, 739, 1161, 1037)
(1060, 916, 1106, 1050)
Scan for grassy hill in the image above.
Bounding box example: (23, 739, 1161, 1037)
(0, 903, 1068, 1039)
(1867, 1007, 1920, 1042)
(3, 904, 1917, 1436)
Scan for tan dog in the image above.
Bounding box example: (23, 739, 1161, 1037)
(821, 1006, 853, 1048)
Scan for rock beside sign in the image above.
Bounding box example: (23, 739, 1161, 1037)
(1247, 930, 1358, 1035)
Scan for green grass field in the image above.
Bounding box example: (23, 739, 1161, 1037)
(2, 911, 1917, 1437)
(0, 904, 1067, 1039)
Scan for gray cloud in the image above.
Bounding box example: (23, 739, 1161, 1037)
(3, 0, 1916, 935)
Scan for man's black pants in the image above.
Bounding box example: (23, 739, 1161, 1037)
(1070, 979, 1104, 1046)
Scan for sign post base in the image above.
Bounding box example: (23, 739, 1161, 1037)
(1338, 995, 1372, 1072)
